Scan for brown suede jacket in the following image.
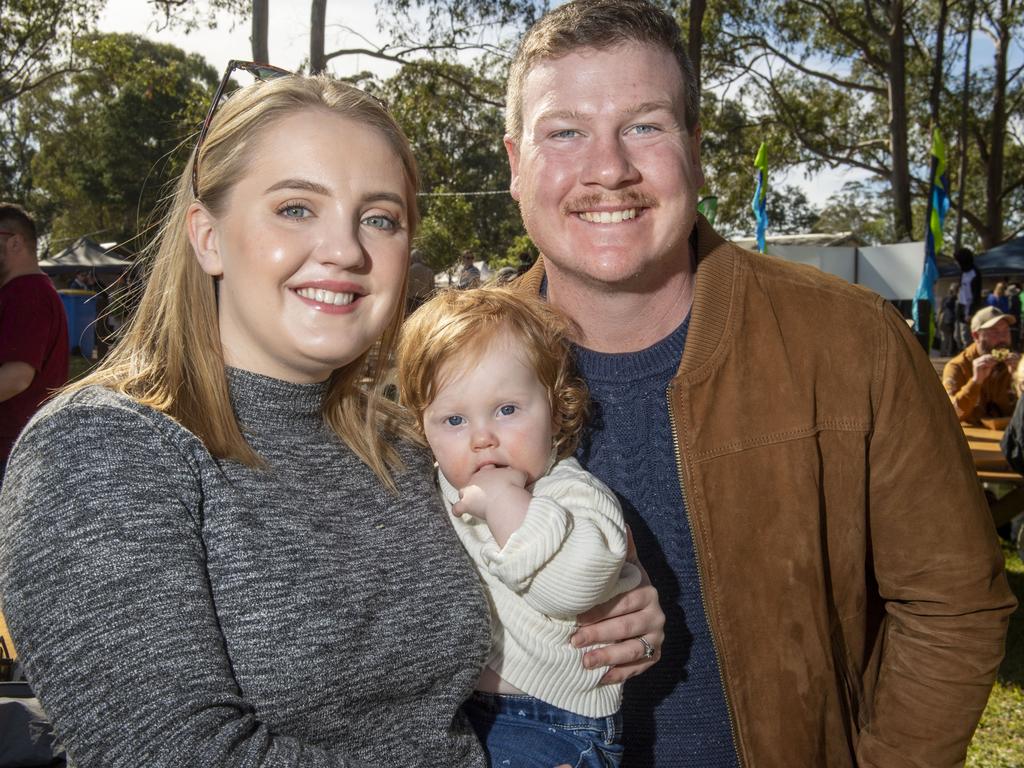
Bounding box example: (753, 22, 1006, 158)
(521, 217, 1016, 768)
(942, 342, 1017, 425)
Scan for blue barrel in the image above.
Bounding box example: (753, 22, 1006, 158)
(57, 290, 97, 358)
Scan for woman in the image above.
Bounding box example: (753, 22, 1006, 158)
(0, 73, 661, 766)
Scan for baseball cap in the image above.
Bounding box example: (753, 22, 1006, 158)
(971, 306, 1016, 333)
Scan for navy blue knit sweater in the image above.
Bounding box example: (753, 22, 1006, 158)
(573, 316, 739, 768)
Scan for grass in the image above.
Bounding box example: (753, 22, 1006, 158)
(967, 543, 1024, 767)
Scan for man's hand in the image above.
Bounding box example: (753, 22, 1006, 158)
(571, 536, 664, 684)
(453, 466, 531, 547)
(972, 354, 1002, 384)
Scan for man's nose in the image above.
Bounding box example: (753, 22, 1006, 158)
(581, 132, 641, 189)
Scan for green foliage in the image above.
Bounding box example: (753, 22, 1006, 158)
(813, 181, 894, 244)
(0, 0, 103, 105)
(415, 186, 481, 273)
(24, 32, 218, 248)
(375, 59, 524, 268)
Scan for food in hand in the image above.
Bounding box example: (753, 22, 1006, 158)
(991, 348, 1012, 362)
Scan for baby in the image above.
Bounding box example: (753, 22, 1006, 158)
(396, 285, 642, 767)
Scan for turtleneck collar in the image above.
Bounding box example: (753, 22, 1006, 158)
(226, 367, 329, 433)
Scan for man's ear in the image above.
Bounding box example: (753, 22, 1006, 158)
(187, 202, 223, 276)
(691, 123, 706, 191)
(504, 134, 521, 202)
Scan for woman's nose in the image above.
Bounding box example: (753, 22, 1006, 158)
(314, 217, 366, 269)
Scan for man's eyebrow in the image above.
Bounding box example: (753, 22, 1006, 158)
(625, 100, 676, 115)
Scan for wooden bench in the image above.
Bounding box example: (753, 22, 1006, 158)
(964, 424, 1024, 528)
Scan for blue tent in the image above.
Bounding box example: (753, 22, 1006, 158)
(975, 236, 1024, 275)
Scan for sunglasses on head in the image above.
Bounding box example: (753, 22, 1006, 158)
(191, 59, 292, 200)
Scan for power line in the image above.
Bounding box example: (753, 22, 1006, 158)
(416, 189, 510, 197)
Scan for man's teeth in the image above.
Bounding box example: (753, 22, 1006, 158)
(296, 287, 355, 306)
(578, 209, 638, 224)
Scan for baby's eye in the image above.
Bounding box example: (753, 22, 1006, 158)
(498, 404, 517, 416)
(445, 415, 464, 427)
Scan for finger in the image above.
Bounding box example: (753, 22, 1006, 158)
(575, 584, 657, 630)
(580, 630, 663, 670)
(597, 654, 659, 685)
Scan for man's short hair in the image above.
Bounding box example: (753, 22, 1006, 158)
(505, 0, 699, 140)
(0, 202, 38, 250)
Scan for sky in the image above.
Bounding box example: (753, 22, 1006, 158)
(97, 0, 878, 217)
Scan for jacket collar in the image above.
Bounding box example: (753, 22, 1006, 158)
(519, 214, 741, 383)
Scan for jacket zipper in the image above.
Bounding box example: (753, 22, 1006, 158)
(667, 382, 745, 768)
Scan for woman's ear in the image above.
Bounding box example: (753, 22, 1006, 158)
(187, 202, 223, 276)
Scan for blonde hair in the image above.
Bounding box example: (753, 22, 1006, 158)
(396, 286, 588, 460)
(67, 74, 420, 488)
(505, 0, 699, 141)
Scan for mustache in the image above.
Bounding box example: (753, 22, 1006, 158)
(561, 191, 658, 214)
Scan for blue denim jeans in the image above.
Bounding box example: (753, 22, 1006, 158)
(463, 691, 623, 768)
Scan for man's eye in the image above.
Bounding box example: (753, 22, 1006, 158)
(445, 415, 464, 427)
(363, 214, 397, 230)
(628, 124, 658, 135)
(551, 129, 579, 139)
(498, 405, 517, 416)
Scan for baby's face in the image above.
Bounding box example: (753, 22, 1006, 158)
(422, 333, 554, 489)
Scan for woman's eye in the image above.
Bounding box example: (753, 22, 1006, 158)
(363, 214, 397, 230)
(278, 203, 311, 218)
(445, 415, 464, 427)
(498, 404, 517, 416)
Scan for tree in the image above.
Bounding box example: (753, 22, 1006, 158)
(813, 180, 895, 244)
(25, 33, 218, 245)
(717, 0, 941, 241)
(374, 59, 524, 268)
(1, 0, 103, 106)
(146, 0, 265, 62)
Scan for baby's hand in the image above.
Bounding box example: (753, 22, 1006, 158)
(453, 466, 528, 521)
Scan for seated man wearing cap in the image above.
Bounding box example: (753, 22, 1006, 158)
(943, 305, 1020, 424)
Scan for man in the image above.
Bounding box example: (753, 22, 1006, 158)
(406, 248, 435, 313)
(504, 1, 1015, 766)
(942, 305, 1018, 425)
(0, 204, 69, 484)
(955, 247, 982, 349)
(456, 249, 481, 289)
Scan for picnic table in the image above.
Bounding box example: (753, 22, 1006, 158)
(963, 420, 1024, 528)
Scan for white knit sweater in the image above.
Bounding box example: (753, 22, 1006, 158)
(438, 457, 643, 718)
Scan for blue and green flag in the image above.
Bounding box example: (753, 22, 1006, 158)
(913, 128, 951, 336)
(697, 195, 718, 226)
(751, 142, 768, 253)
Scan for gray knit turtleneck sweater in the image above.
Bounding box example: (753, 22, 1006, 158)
(0, 369, 490, 768)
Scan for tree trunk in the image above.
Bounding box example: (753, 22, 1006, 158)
(311, 0, 328, 74)
(886, 0, 913, 241)
(687, 0, 706, 98)
(984, 0, 1008, 249)
(955, 0, 975, 253)
(252, 0, 269, 63)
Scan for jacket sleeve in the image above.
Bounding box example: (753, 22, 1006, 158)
(856, 303, 1017, 768)
(941, 358, 981, 422)
(477, 463, 641, 620)
(0, 401, 364, 768)
(1001, 397, 1024, 475)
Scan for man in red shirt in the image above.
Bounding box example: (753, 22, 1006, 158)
(0, 203, 68, 484)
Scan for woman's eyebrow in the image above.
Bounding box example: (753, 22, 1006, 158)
(264, 178, 332, 195)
